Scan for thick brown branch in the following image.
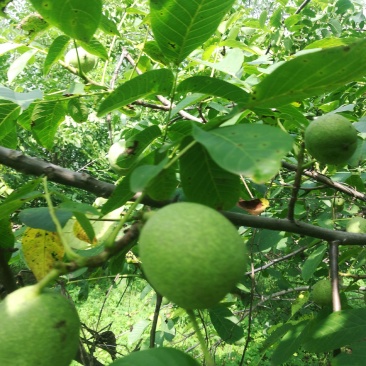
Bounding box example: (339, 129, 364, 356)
(0, 146, 115, 198)
(223, 211, 366, 246)
(1, 146, 366, 246)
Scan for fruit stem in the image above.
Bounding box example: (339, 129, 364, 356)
(42, 177, 82, 262)
(103, 193, 145, 248)
(35, 268, 62, 293)
(186, 309, 215, 366)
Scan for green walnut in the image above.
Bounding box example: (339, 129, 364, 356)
(0, 285, 80, 366)
(304, 114, 358, 165)
(346, 217, 366, 234)
(107, 140, 128, 175)
(311, 279, 332, 307)
(139, 202, 247, 309)
(65, 47, 98, 73)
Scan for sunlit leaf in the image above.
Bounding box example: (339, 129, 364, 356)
(271, 319, 310, 365)
(29, 0, 102, 42)
(8, 49, 38, 83)
(43, 35, 70, 75)
(150, 0, 235, 64)
(249, 38, 366, 108)
(0, 86, 42, 109)
(30, 101, 65, 150)
(0, 99, 20, 148)
(99, 13, 120, 37)
(302, 309, 366, 353)
(98, 69, 174, 116)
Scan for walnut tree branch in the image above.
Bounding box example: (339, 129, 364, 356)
(2, 146, 366, 245)
(282, 161, 366, 201)
(0, 146, 115, 198)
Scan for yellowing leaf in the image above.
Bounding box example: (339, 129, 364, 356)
(73, 220, 97, 246)
(22, 227, 64, 281)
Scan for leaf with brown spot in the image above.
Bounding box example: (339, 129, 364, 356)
(22, 227, 64, 281)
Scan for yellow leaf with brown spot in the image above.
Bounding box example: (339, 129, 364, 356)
(21, 227, 64, 281)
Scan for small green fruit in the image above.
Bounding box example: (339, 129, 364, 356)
(107, 140, 128, 175)
(346, 217, 366, 233)
(139, 202, 247, 309)
(334, 197, 345, 207)
(304, 114, 358, 165)
(65, 47, 97, 73)
(311, 279, 332, 307)
(0, 285, 80, 366)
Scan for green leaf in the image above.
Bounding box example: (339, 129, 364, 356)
(43, 35, 70, 75)
(30, 101, 65, 150)
(271, 319, 310, 365)
(269, 7, 282, 27)
(58, 201, 99, 216)
(145, 151, 178, 201)
(0, 85, 43, 109)
(18, 207, 72, 231)
(97, 69, 174, 116)
(8, 49, 38, 83)
(180, 137, 240, 210)
(0, 99, 20, 148)
(177, 76, 249, 107)
(0, 219, 15, 262)
(29, 0, 102, 42)
(302, 309, 366, 353)
(101, 176, 133, 215)
(79, 37, 108, 60)
(0, 178, 42, 220)
(150, 0, 235, 64)
(249, 38, 366, 109)
(192, 124, 293, 183)
(143, 41, 168, 64)
(99, 13, 120, 37)
(0, 42, 23, 55)
(332, 340, 366, 365)
(209, 305, 244, 344)
(146, 164, 178, 201)
(73, 212, 96, 243)
(130, 151, 178, 201)
(128, 319, 150, 345)
(250, 230, 284, 253)
(110, 347, 199, 365)
(301, 244, 327, 281)
(130, 158, 168, 193)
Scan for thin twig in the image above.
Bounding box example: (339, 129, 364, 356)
(295, 0, 312, 14)
(329, 241, 341, 312)
(124, 51, 202, 122)
(0, 248, 17, 294)
(240, 260, 256, 365)
(245, 245, 307, 275)
(106, 48, 129, 144)
(150, 292, 162, 348)
(282, 161, 366, 201)
(287, 143, 305, 221)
